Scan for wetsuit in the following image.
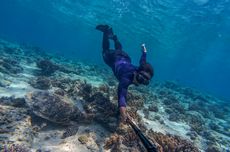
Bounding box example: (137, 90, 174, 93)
(102, 32, 147, 107)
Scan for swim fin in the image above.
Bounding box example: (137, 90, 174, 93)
(96, 24, 110, 32)
(96, 24, 114, 38)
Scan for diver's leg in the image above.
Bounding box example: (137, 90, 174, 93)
(113, 35, 122, 50)
(96, 25, 118, 67)
(102, 32, 110, 53)
(112, 35, 130, 60)
(96, 24, 114, 53)
(99, 27, 114, 67)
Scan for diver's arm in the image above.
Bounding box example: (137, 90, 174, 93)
(139, 43, 147, 65)
(118, 81, 129, 121)
(118, 82, 128, 107)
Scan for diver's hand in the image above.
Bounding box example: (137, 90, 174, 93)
(119, 107, 127, 123)
(141, 43, 147, 53)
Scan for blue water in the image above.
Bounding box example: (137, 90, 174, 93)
(0, 0, 230, 100)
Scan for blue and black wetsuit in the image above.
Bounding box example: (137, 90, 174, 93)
(102, 32, 147, 108)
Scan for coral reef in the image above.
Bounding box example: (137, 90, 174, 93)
(0, 39, 229, 152)
(148, 130, 199, 152)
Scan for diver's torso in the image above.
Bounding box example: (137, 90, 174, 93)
(114, 58, 137, 81)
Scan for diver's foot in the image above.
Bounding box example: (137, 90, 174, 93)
(96, 24, 114, 38)
(96, 24, 109, 32)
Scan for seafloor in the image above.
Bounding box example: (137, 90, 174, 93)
(0, 39, 229, 152)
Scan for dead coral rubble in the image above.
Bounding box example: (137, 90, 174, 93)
(148, 104, 159, 112)
(127, 90, 144, 111)
(0, 105, 33, 151)
(36, 60, 60, 76)
(3, 144, 31, 152)
(29, 76, 51, 90)
(0, 96, 26, 107)
(0, 57, 23, 74)
(185, 111, 206, 134)
(61, 124, 79, 139)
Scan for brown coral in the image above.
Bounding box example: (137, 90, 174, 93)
(148, 130, 200, 152)
(104, 133, 121, 150)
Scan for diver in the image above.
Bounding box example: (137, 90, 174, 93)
(96, 24, 154, 123)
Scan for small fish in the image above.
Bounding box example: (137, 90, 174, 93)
(61, 125, 79, 139)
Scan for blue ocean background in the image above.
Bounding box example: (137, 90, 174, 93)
(0, 0, 230, 101)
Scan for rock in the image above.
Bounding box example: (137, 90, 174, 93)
(61, 124, 79, 139)
(211, 105, 227, 119)
(186, 131, 198, 140)
(0, 105, 33, 148)
(0, 57, 23, 74)
(36, 60, 59, 76)
(205, 145, 221, 152)
(168, 112, 181, 122)
(148, 104, 159, 112)
(3, 144, 31, 152)
(51, 77, 75, 92)
(188, 102, 203, 112)
(209, 122, 221, 131)
(0, 96, 26, 107)
(202, 131, 217, 142)
(54, 88, 65, 96)
(78, 81, 92, 101)
(98, 84, 110, 94)
(143, 108, 149, 119)
(164, 108, 173, 114)
(154, 115, 161, 120)
(30, 76, 51, 90)
(159, 119, 165, 124)
(78, 135, 88, 144)
(163, 95, 180, 106)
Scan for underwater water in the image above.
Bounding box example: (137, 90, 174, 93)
(0, 0, 230, 100)
(0, 0, 230, 152)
